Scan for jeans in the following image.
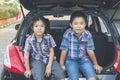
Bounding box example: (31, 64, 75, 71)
(65, 59, 96, 80)
(31, 60, 64, 80)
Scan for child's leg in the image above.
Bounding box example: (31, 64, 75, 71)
(65, 59, 79, 80)
(79, 60, 96, 80)
(51, 60, 65, 80)
(31, 60, 46, 80)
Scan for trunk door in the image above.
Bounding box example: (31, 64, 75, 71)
(19, 0, 120, 11)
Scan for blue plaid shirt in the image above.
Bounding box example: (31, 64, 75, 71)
(24, 33, 56, 64)
(60, 28, 95, 62)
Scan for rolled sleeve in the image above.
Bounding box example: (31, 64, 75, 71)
(23, 38, 32, 53)
(86, 33, 95, 50)
(49, 35, 56, 48)
(60, 33, 69, 51)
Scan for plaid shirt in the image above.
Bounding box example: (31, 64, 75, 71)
(60, 28, 95, 62)
(24, 33, 56, 64)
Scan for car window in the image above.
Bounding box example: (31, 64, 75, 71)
(87, 16, 98, 33)
(114, 21, 120, 34)
(44, 15, 70, 20)
(87, 16, 105, 34)
(88, 16, 92, 28)
(98, 17, 112, 37)
(87, 15, 112, 41)
(98, 17, 108, 33)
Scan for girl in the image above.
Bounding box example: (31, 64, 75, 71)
(60, 11, 103, 80)
(24, 16, 64, 80)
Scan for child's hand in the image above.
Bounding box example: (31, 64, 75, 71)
(94, 65, 103, 73)
(24, 70, 32, 78)
(60, 65, 66, 71)
(45, 65, 52, 77)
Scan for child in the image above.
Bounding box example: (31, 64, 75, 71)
(23, 16, 64, 80)
(60, 11, 103, 80)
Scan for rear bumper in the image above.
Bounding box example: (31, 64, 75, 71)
(1, 69, 29, 80)
(2, 68, 118, 80)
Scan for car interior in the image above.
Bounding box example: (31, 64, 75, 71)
(23, 13, 116, 70)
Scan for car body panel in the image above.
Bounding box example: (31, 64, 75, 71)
(4, 44, 25, 74)
(114, 45, 120, 73)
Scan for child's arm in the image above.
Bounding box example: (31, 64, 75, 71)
(45, 48, 54, 77)
(60, 50, 67, 71)
(24, 52, 31, 78)
(48, 48, 54, 66)
(86, 32, 103, 73)
(87, 50, 103, 73)
(87, 50, 98, 65)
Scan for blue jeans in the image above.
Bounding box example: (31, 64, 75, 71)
(65, 59, 96, 80)
(31, 60, 64, 80)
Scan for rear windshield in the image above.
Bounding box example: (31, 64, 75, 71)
(114, 21, 120, 34)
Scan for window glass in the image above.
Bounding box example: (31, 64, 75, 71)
(98, 17, 108, 33)
(114, 21, 120, 34)
(88, 16, 92, 27)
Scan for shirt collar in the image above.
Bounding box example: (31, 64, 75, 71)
(31, 33, 45, 42)
(71, 29, 89, 41)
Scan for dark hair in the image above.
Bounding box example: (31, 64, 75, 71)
(30, 16, 50, 34)
(70, 11, 87, 24)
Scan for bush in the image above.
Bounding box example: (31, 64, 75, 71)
(0, 2, 19, 19)
(4, 10, 11, 19)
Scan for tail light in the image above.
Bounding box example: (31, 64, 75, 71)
(4, 44, 25, 74)
(114, 45, 120, 73)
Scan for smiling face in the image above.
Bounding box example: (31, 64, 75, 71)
(32, 20, 46, 37)
(70, 16, 87, 37)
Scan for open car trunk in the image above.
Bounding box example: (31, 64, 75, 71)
(19, 0, 120, 11)
(19, 10, 117, 72)
(19, 0, 119, 71)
